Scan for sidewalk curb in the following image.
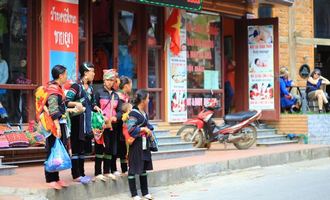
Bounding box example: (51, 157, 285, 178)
(1, 146, 330, 200)
(149, 146, 330, 187)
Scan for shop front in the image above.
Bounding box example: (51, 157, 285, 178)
(89, 0, 223, 122)
(0, 0, 39, 124)
(0, 0, 283, 125)
(51, 0, 263, 122)
(0, 0, 284, 163)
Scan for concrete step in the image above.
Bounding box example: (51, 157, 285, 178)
(256, 128, 277, 136)
(150, 123, 159, 130)
(154, 130, 172, 137)
(152, 123, 183, 129)
(257, 135, 289, 143)
(158, 142, 194, 151)
(257, 140, 299, 146)
(0, 164, 17, 175)
(156, 125, 182, 131)
(156, 136, 182, 144)
(151, 148, 206, 160)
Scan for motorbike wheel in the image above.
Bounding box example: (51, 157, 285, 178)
(177, 125, 204, 148)
(233, 125, 257, 150)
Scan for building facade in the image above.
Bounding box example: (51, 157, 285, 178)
(0, 0, 299, 125)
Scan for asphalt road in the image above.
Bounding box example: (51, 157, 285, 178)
(105, 158, 330, 200)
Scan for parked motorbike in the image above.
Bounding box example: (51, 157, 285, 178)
(177, 102, 262, 150)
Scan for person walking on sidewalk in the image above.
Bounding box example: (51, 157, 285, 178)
(127, 89, 154, 200)
(114, 76, 132, 175)
(94, 69, 120, 181)
(44, 65, 70, 189)
(66, 62, 101, 184)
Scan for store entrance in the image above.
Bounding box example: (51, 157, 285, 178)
(315, 45, 330, 95)
(92, 1, 142, 90)
(223, 16, 237, 114)
(91, 0, 164, 120)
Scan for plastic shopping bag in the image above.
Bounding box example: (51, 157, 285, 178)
(45, 138, 72, 172)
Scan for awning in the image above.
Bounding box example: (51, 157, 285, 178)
(138, 0, 203, 11)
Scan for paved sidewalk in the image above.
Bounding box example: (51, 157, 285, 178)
(0, 143, 329, 200)
(107, 158, 330, 200)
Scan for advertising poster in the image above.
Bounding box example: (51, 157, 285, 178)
(248, 25, 274, 110)
(43, 0, 79, 83)
(167, 11, 188, 122)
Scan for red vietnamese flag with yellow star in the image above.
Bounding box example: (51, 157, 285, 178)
(165, 9, 181, 55)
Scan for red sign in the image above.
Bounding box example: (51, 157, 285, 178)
(42, 0, 79, 84)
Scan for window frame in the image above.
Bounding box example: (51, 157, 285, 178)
(0, 0, 40, 123)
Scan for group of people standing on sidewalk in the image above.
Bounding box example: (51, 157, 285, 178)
(43, 62, 154, 200)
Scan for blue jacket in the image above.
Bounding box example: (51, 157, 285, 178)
(280, 77, 296, 109)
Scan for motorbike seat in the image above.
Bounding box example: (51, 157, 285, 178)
(224, 110, 258, 122)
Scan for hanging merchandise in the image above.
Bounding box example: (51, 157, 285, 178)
(120, 11, 134, 35)
(10, 7, 27, 42)
(118, 45, 134, 78)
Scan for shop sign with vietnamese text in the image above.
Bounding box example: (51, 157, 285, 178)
(42, 0, 79, 82)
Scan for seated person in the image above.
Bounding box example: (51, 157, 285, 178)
(279, 67, 300, 113)
(306, 69, 330, 113)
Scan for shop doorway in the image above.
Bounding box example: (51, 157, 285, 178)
(315, 45, 330, 95)
(91, 0, 164, 120)
(234, 18, 280, 121)
(223, 17, 237, 114)
(92, 1, 143, 89)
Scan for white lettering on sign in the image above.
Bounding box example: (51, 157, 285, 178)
(54, 31, 73, 48)
(50, 7, 77, 24)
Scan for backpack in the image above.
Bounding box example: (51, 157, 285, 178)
(123, 123, 135, 145)
(35, 84, 64, 137)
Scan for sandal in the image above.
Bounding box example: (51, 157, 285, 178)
(73, 176, 82, 182)
(56, 180, 69, 187)
(48, 181, 62, 190)
(95, 174, 108, 182)
(104, 173, 117, 180)
(143, 194, 153, 200)
(80, 176, 91, 184)
(74, 176, 91, 184)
